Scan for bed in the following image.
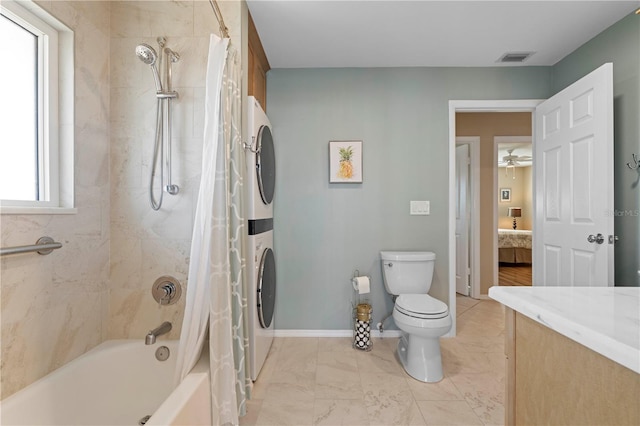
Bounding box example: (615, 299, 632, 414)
(498, 229, 532, 264)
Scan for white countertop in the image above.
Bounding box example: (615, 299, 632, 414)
(488, 286, 640, 374)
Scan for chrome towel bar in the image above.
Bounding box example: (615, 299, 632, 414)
(0, 236, 63, 257)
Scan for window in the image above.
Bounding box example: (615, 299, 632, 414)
(0, 0, 74, 213)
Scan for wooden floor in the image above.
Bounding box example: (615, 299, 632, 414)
(499, 263, 532, 286)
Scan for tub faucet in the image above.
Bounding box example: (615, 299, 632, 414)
(145, 321, 172, 345)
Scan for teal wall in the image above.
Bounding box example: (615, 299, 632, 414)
(267, 67, 551, 330)
(552, 12, 640, 286)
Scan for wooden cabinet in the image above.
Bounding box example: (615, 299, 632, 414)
(504, 308, 640, 425)
(248, 12, 270, 111)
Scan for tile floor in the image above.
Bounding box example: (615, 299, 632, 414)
(240, 296, 505, 426)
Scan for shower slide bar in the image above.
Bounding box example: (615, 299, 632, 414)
(0, 236, 62, 257)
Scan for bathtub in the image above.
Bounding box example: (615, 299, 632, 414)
(0, 340, 211, 426)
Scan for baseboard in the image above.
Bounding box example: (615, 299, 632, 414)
(273, 329, 402, 338)
(273, 329, 352, 338)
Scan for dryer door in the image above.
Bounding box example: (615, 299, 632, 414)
(257, 247, 276, 328)
(256, 125, 276, 205)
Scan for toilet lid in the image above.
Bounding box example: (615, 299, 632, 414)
(395, 294, 449, 319)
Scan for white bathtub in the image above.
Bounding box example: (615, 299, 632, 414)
(0, 340, 211, 426)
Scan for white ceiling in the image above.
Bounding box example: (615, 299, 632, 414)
(247, 1, 639, 68)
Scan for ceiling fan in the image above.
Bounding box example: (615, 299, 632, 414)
(499, 149, 532, 167)
(499, 148, 532, 179)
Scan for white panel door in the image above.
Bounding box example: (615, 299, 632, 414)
(456, 144, 470, 295)
(534, 63, 614, 286)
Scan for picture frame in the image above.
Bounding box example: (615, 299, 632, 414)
(500, 188, 511, 202)
(329, 140, 363, 183)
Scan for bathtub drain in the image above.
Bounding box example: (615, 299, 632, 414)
(139, 415, 151, 425)
(156, 345, 170, 361)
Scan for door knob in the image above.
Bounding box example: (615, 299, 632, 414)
(587, 233, 605, 244)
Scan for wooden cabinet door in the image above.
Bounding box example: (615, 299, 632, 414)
(248, 12, 270, 111)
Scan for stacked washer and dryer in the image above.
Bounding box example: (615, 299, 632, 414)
(245, 97, 276, 381)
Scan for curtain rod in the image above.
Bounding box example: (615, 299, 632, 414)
(208, 0, 230, 39)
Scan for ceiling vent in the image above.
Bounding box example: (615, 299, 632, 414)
(497, 52, 535, 63)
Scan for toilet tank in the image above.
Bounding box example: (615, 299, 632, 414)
(380, 251, 436, 295)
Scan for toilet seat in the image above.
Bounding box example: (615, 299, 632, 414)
(395, 294, 449, 319)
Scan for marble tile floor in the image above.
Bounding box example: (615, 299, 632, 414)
(240, 296, 506, 426)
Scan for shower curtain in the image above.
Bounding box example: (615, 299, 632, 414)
(175, 34, 250, 425)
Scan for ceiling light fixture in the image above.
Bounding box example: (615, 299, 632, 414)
(505, 161, 516, 180)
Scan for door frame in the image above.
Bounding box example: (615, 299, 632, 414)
(493, 136, 533, 287)
(456, 136, 480, 299)
(448, 100, 542, 337)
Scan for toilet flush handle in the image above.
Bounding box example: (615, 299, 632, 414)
(384, 262, 393, 267)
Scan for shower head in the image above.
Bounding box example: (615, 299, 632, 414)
(136, 43, 157, 65)
(135, 43, 163, 92)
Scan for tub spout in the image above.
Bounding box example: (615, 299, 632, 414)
(145, 321, 172, 345)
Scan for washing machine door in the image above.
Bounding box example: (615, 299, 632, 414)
(256, 125, 276, 205)
(257, 247, 276, 328)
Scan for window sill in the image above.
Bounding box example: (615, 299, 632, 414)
(0, 206, 77, 215)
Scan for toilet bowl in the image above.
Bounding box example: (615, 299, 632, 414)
(393, 294, 452, 382)
(380, 251, 452, 382)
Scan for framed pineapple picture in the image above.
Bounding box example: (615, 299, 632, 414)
(329, 140, 363, 183)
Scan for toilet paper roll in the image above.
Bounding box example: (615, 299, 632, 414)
(352, 276, 370, 294)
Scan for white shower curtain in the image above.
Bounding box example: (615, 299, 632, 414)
(175, 34, 250, 425)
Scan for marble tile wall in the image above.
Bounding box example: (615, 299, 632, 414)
(0, 1, 111, 399)
(108, 0, 243, 339)
(1, 0, 244, 399)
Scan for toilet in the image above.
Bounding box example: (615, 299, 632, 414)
(380, 251, 451, 382)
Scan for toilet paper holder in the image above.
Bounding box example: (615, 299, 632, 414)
(351, 270, 373, 351)
(351, 270, 371, 294)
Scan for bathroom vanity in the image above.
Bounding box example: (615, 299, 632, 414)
(489, 287, 640, 425)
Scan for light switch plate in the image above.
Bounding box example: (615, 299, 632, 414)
(410, 200, 430, 215)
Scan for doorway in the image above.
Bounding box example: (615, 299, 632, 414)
(455, 137, 480, 298)
(455, 113, 533, 298)
(447, 100, 541, 337)
(495, 136, 533, 287)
